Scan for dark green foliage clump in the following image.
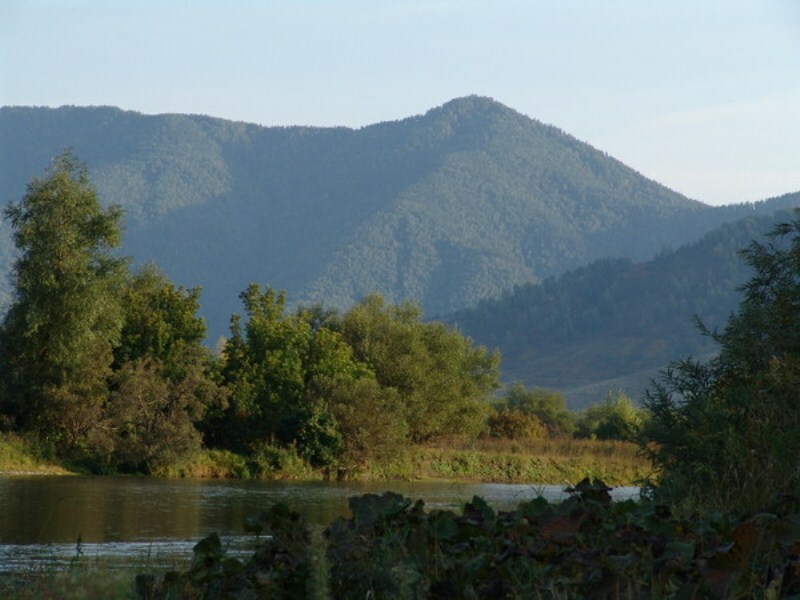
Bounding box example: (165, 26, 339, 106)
(0, 155, 224, 472)
(138, 503, 311, 599)
(0, 152, 127, 447)
(322, 486, 800, 598)
(209, 289, 499, 475)
(132, 488, 800, 598)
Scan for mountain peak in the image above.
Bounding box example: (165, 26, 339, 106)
(425, 95, 520, 122)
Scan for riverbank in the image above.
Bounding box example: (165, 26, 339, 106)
(0, 432, 649, 485)
(0, 433, 72, 475)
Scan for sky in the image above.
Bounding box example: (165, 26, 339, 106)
(1, 0, 798, 206)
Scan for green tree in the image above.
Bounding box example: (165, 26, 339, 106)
(212, 286, 372, 468)
(115, 264, 207, 379)
(326, 376, 407, 477)
(0, 152, 126, 447)
(212, 285, 310, 451)
(101, 265, 225, 471)
(504, 382, 575, 436)
(104, 358, 206, 472)
(643, 213, 800, 514)
(574, 390, 646, 440)
(337, 294, 500, 442)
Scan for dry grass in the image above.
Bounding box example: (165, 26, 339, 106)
(406, 435, 652, 486)
(429, 434, 645, 461)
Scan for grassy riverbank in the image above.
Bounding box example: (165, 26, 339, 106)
(0, 433, 72, 475)
(406, 436, 649, 486)
(0, 432, 648, 486)
(153, 441, 649, 486)
(166, 437, 649, 486)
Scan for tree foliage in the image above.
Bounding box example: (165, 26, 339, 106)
(103, 265, 225, 469)
(115, 264, 207, 377)
(336, 294, 500, 442)
(503, 382, 574, 436)
(103, 358, 206, 472)
(574, 389, 647, 440)
(0, 152, 126, 445)
(643, 212, 800, 514)
(212, 285, 313, 452)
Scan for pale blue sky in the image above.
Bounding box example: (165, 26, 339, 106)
(2, 0, 798, 205)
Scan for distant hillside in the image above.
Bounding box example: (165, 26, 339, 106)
(449, 205, 800, 408)
(1, 97, 797, 340)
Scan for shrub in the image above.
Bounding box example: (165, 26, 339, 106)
(504, 382, 575, 435)
(575, 390, 648, 441)
(488, 408, 545, 439)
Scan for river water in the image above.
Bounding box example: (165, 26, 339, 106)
(0, 476, 638, 572)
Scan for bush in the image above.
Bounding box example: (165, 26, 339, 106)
(503, 382, 575, 435)
(488, 408, 545, 439)
(575, 390, 647, 441)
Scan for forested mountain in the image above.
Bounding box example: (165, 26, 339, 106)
(1, 97, 798, 341)
(449, 204, 800, 408)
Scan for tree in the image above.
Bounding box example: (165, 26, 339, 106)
(574, 389, 646, 440)
(488, 407, 545, 440)
(212, 285, 311, 452)
(337, 294, 500, 442)
(115, 264, 207, 380)
(102, 265, 226, 471)
(211, 285, 372, 468)
(504, 382, 575, 436)
(326, 376, 407, 477)
(104, 358, 205, 472)
(0, 152, 126, 447)
(642, 213, 800, 514)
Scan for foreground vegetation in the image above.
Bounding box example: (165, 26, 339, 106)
(7, 482, 800, 599)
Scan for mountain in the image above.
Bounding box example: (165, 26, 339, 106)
(449, 204, 800, 408)
(1, 97, 797, 341)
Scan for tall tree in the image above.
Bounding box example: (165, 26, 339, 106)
(0, 152, 127, 446)
(211, 285, 313, 452)
(101, 265, 225, 472)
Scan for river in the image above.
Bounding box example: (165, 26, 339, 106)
(0, 476, 638, 572)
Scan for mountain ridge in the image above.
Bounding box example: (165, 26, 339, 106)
(1, 97, 797, 342)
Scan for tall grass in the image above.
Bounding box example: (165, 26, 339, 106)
(0, 433, 70, 475)
(403, 436, 650, 486)
(0, 430, 648, 485)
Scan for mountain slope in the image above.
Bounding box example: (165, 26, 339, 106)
(1, 97, 797, 340)
(449, 204, 800, 407)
